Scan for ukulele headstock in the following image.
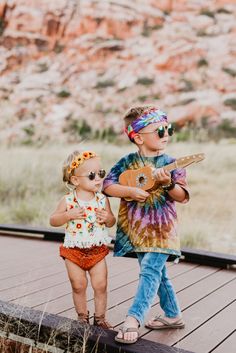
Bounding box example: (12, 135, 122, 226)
(176, 153, 205, 168)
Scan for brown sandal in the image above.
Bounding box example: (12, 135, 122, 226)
(93, 314, 113, 329)
(77, 311, 90, 324)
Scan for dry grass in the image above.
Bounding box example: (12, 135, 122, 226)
(0, 140, 235, 254)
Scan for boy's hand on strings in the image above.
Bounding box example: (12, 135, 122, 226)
(153, 168, 171, 186)
(96, 208, 109, 224)
(128, 187, 149, 202)
(67, 206, 87, 221)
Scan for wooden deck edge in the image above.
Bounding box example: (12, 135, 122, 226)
(1, 224, 236, 267)
(0, 300, 193, 353)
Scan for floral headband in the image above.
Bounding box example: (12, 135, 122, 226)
(125, 108, 168, 141)
(67, 151, 97, 174)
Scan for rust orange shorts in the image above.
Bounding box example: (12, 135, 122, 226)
(59, 244, 109, 271)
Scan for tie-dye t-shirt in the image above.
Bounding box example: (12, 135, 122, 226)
(103, 152, 189, 258)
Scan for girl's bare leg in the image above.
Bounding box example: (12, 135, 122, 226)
(89, 258, 108, 316)
(65, 259, 88, 314)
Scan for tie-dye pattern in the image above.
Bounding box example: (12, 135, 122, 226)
(103, 152, 189, 258)
(125, 108, 167, 141)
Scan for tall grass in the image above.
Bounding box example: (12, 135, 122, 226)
(0, 140, 235, 255)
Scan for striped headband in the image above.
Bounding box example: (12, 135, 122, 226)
(125, 108, 168, 141)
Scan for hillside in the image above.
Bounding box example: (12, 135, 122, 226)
(0, 0, 236, 143)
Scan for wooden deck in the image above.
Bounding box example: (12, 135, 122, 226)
(0, 234, 235, 353)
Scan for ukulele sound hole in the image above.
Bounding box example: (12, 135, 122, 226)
(136, 173, 147, 187)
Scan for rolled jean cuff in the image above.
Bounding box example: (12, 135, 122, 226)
(127, 311, 143, 326)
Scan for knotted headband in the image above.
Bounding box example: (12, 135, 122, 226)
(125, 108, 168, 141)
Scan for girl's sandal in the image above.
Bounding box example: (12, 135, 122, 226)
(115, 326, 139, 344)
(93, 314, 113, 329)
(77, 311, 90, 324)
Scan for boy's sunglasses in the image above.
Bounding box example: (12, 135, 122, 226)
(139, 123, 174, 138)
(77, 169, 106, 181)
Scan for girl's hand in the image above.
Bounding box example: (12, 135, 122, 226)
(67, 206, 86, 221)
(128, 187, 149, 202)
(154, 168, 171, 185)
(95, 208, 110, 224)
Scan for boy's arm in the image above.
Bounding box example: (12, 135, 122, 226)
(104, 184, 149, 202)
(154, 166, 189, 203)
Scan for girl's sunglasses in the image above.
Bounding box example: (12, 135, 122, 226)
(139, 123, 174, 138)
(77, 169, 106, 181)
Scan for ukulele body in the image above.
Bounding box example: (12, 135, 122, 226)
(119, 166, 155, 191)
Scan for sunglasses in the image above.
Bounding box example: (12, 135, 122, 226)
(77, 169, 106, 181)
(140, 123, 174, 138)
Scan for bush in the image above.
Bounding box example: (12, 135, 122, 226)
(136, 77, 155, 86)
(224, 98, 236, 110)
(197, 58, 208, 67)
(222, 67, 236, 78)
(64, 117, 92, 139)
(57, 90, 71, 98)
(95, 80, 115, 89)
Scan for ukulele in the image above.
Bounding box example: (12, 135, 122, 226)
(119, 153, 205, 200)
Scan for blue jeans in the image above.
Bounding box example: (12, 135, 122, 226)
(127, 252, 181, 325)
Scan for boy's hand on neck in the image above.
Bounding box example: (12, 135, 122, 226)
(153, 168, 171, 185)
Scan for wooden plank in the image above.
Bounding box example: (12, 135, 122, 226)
(175, 300, 236, 352)
(107, 265, 219, 329)
(144, 275, 236, 346)
(0, 271, 68, 301)
(11, 255, 140, 309)
(212, 330, 236, 353)
(0, 264, 64, 291)
(32, 266, 141, 314)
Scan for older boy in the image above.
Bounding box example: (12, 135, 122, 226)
(103, 106, 189, 344)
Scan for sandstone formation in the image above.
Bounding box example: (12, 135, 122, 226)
(0, 0, 235, 143)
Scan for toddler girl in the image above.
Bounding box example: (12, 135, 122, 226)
(50, 150, 116, 328)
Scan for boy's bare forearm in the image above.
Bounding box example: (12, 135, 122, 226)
(104, 184, 132, 198)
(168, 185, 187, 202)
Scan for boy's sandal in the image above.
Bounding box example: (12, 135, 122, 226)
(145, 315, 185, 330)
(115, 326, 139, 344)
(93, 314, 113, 329)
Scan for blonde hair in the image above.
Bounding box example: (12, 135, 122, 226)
(62, 150, 80, 186)
(62, 150, 98, 186)
(123, 105, 155, 128)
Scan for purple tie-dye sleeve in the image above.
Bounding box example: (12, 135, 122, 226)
(172, 167, 190, 203)
(102, 156, 128, 191)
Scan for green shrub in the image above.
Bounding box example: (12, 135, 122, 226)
(197, 58, 208, 67)
(222, 67, 236, 78)
(64, 117, 92, 139)
(95, 80, 115, 89)
(200, 9, 215, 18)
(57, 90, 71, 98)
(217, 8, 232, 14)
(136, 77, 155, 86)
(138, 95, 148, 102)
(224, 98, 236, 110)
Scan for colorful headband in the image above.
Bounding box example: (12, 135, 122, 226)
(67, 151, 97, 174)
(125, 108, 168, 141)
